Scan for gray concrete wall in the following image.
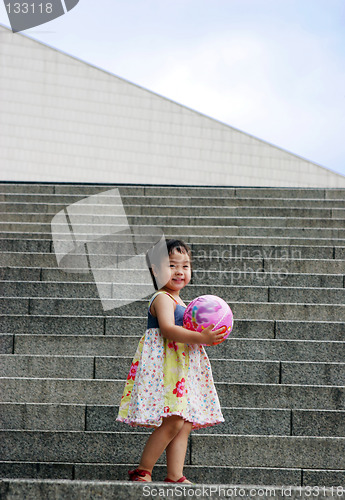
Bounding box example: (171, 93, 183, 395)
(1, 24, 345, 187)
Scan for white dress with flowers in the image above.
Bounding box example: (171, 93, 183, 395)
(116, 291, 224, 429)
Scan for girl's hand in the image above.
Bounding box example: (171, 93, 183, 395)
(202, 324, 227, 346)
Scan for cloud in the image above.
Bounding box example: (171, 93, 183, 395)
(140, 28, 345, 174)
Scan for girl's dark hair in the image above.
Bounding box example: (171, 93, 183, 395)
(146, 238, 192, 290)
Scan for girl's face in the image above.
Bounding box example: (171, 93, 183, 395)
(153, 249, 192, 292)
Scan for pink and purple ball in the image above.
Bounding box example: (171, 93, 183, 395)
(183, 295, 233, 345)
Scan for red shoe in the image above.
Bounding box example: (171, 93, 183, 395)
(164, 476, 188, 483)
(128, 468, 152, 482)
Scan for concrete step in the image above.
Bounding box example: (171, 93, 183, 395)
(2, 479, 345, 499)
(2, 205, 345, 219)
(0, 355, 309, 386)
(0, 282, 263, 304)
(280, 361, 345, 386)
(0, 214, 344, 233)
(3, 215, 345, 240)
(88, 406, 345, 438)
(0, 335, 13, 354)
(1, 403, 344, 437)
(2, 296, 344, 321)
(0, 355, 95, 379)
(13, 335, 345, 363)
(0, 403, 86, 431)
(124, 195, 345, 208)
(1, 267, 42, 281)
(229, 302, 345, 321)
(263, 258, 345, 275)
(0, 314, 106, 336)
(43, 270, 345, 289)
(195, 271, 344, 288)
(1, 252, 344, 276)
(1, 182, 344, 198)
(170, 225, 343, 239)
(10, 355, 343, 385)
(0, 240, 52, 252)
(200, 241, 341, 260)
(2, 194, 345, 208)
(0, 403, 289, 435)
(0, 462, 344, 488)
(1, 314, 344, 340)
(98, 357, 345, 386)
(0, 184, 56, 194)
(1, 281, 102, 299)
(119, 205, 345, 219)
(0, 465, 301, 486)
(1, 378, 344, 409)
(1, 242, 342, 262)
(1, 430, 344, 470)
(2, 266, 343, 289)
(0, 251, 58, 265)
(196, 254, 344, 273)
(157, 234, 345, 247)
(2, 213, 344, 229)
(2, 281, 344, 304)
(268, 287, 345, 305)
(2, 232, 344, 248)
(191, 434, 345, 469)
(236, 187, 345, 200)
(128, 215, 345, 228)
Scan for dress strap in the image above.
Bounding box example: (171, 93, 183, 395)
(148, 290, 179, 309)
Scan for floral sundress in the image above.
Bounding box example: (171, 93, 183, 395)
(116, 291, 224, 429)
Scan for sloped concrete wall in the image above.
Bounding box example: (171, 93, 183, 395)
(0, 24, 344, 187)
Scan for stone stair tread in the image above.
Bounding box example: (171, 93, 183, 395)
(2, 259, 345, 280)
(1, 202, 343, 209)
(6, 273, 345, 289)
(2, 270, 343, 289)
(3, 191, 345, 198)
(2, 317, 344, 340)
(2, 235, 345, 248)
(1, 467, 344, 492)
(1, 182, 344, 196)
(1, 233, 344, 249)
(3, 297, 344, 321)
(1, 377, 345, 409)
(1, 430, 345, 470)
(2, 355, 345, 385)
(1, 479, 344, 500)
(10, 334, 345, 361)
(2, 209, 345, 224)
(1, 403, 344, 437)
(1, 282, 344, 301)
(1, 192, 345, 203)
(2, 215, 345, 226)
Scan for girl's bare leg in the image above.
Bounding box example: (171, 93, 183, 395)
(136, 416, 185, 481)
(166, 420, 193, 483)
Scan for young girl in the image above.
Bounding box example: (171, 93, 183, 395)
(116, 239, 226, 483)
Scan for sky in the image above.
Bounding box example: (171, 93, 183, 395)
(1, 0, 345, 178)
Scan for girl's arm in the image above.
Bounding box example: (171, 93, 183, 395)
(152, 293, 227, 345)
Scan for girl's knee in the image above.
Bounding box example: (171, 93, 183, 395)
(183, 421, 193, 434)
(163, 416, 185, 437)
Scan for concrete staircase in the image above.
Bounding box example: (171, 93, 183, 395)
(0, 183, 344, 498)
